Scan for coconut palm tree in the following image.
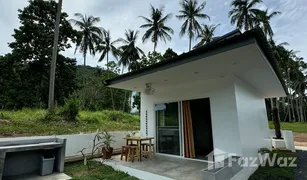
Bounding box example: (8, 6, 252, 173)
(139, 5, 174, 52)
(252, 9, 281, 38)
(70, 13, 102, 107)
(228, 0, 262, 31)
(193, 24, 220, 49)
(176, 0, 210, 51)
(118, 29, 144, 72)
(96, 29, 120, 110)
(118, 29, 144, 111)
(70, 13, 102, 67)
(96, 29, 120, 70)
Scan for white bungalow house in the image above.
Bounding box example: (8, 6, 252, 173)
(104, 28, 287, 163)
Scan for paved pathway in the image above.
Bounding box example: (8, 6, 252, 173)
(295, 150, 307, 180)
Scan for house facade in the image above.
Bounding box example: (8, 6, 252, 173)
(105, 28, 287, 162)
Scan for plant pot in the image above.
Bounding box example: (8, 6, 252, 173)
(102, 147, 113, 159)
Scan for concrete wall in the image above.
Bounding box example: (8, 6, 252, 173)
(0, 131, 133, 159)
(234, 78, 271, 158)
(140, 77, 243, 160)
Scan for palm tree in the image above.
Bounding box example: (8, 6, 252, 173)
(70, 13, 102, 107)
(139, 5, 174, 52)
(70, 13, 102, 67)
(193, 24, 220, 49)
(96, 29, 120, 70)
(176, 0, 210, 51)
(118, 29, 144, 111)
(96, 29, 120, 110)
(118, 30, 144, 72)
(228, 0, 262, 31)
(252, 9, 281, 38)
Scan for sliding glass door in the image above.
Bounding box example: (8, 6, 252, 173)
(156, 102, 181, 156)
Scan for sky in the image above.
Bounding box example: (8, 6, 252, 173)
(0, 0, 306, 67)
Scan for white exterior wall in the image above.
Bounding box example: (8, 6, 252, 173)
(234, 78, 271, 158)
(140, 77, 244, 159)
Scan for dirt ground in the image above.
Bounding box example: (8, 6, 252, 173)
(294, 133, 307, 146)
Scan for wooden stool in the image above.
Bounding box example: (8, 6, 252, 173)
(141, 143, 155, 158)
(128, 146, 138, 162)
(120, 145, 129, 161)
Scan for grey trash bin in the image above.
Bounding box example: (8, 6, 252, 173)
(40, 153, 55, 176)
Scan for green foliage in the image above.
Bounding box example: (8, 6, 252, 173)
(258, 147, 272, 155)
(0, 109, 139, 136)
(139, 51, 164, 67)
(269, 121, 307, 133)
(65, 161, 139, 180)
(59, 95, 81, 122)
(132, 92, 141, 112)
(139, 5, 174, 51)
(75, 65, 131, 111)
(249, 150, 297, 180)
(163, 48, 178, 60)
(0, 0, 78, 109)
(194, 24, 220, 49)
(118, 29, 144, 72)
(176, 0, 210, 50)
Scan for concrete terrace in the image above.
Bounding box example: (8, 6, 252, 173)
(104, 155, 214, 180)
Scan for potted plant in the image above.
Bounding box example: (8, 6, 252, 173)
(101, 130, 115, 159)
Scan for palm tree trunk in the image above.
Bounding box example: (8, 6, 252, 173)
(121, 67, 127, 112)
(107, 53, 116, 110)
(82, 53, 86, 108)
(276, 98, 280, 122)
(270, 98, 274, 120)
(189, 37, 192, 51)
(154, 42, 157, 52)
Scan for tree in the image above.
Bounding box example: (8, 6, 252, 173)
(140, 5, 174, 52)
(117, 29, 144, 111)
(75, 65, 130, 111)
(229, 0, 262, 31)
(96, 29, 120, 69)
(70, 13, 102, 107)
(252, 9, 281, 38)
(6, 0, 78, 109)
(177, 0, 210, 51)
(48, 0, 62, 111)
(163, 48, 178, 59)
(70, 13, 102, 67)
(118, 30, 144, 72)
(193, 24, 220, 49)
(96, 29, 120, 110)
(140, 51, 164, 67)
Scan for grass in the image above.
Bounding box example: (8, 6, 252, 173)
(0, 108, 139, 137)
(249, 150, 297, 180)
(65, 161, 139, 180)
(269, 121, 307, 133)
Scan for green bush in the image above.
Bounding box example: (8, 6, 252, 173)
(41, 111, 61, 122)
(59, 95, 81, 122)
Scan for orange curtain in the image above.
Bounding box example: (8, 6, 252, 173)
(182, 101, 195, 158)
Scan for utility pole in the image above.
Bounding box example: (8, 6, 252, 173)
(48, 0, 63, 112)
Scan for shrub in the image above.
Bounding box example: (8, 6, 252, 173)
(107, 111, 123, 121)
(258, 147, 272, 155)
(41, 111, 61, 122)
(59, 95, 81, 122)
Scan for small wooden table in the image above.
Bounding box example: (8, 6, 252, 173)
(124, 136, 154, 161)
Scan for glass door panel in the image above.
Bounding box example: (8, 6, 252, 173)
(156, 102, 180, 155)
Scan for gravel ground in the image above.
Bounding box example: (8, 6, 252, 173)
(295, 150, 307, 180)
